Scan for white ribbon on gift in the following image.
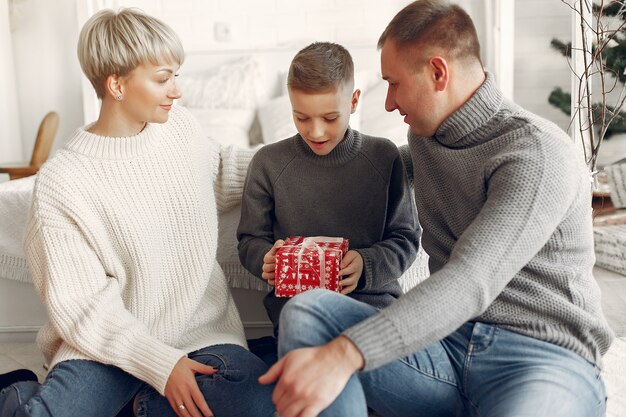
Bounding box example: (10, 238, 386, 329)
(295, 237, 344, 295)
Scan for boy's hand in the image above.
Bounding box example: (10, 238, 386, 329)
(338, 250, 363, 294)
(262, 240, 284, 285)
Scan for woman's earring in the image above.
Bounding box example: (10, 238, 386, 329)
(116, 94, 123, 101)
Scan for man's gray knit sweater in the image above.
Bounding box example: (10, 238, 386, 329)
(344, 72, 614, 370)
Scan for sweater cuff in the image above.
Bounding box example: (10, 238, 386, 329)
(354, 248, 373, 291)
(132, 334, 187, 395)
(342, 310, 406, 371)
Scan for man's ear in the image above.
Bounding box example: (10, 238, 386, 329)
(429, 56, 449, 92)
(105, 74, 124, 101)
(350, 89, 362, 114)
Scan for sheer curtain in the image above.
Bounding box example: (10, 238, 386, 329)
(0, 0, 22, 164)
(457, 0, 515, 100)
(76, 0, 119, 125)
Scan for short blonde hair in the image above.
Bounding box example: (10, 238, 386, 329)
(288, 42, 354, 94)
(78, 8, 185, 98)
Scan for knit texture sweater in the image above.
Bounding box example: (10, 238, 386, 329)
(237, 129, 420, 324)
(24, 106, 252, 395)
(344, 72, 614, 370)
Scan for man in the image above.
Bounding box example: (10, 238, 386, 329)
(259, 1, 614, 416)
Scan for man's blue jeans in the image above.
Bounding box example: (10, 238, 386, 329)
(0, 344, 275, 417)
(278, 290, 607, 417)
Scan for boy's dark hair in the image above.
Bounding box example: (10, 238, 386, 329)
(288, 42, 354, 93)
(378, 0, 481, 64)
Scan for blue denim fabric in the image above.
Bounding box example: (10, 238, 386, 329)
(135, 344, 275, 417)
(278, 290, 607, 417)
(0, 344, 275, 417)
(0, 359, 142, 417)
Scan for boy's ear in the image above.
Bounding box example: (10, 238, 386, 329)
(105, 74, 124, 101)
(350, 89, 361, 114)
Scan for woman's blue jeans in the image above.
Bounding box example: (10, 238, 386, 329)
(278, 290, 608, 417)
(0, 344, 275, 417)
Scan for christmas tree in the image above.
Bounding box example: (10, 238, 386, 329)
(549, 1, 626, 139)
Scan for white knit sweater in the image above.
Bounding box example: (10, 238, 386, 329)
(24, 106, 253, 395)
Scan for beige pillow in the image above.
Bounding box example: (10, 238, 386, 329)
(186, 107, 255, 148)
(360, 79, 408, 146)
(257, 94, 297, 144)
(177, 56, 266, 109)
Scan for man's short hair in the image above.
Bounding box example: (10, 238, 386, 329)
(378, 0, 481, 64)
(288, 42, 355, 93)
(78, 8, 185, 98)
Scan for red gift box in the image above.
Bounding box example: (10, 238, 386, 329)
(275, 236, 349, 298)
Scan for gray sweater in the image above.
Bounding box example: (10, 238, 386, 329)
(344, 72, 614, 370)
(237, 129, 421, 326)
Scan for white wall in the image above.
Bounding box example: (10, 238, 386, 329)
(7, 0, 415, 162)
(9, 0, 84, 159)
(0, 0, 22, 165)
(512, 0, 626, 167)
(5, 0, 504, 164)
(513, 0, 571, 131)
(4, 0, 585, 171)
(0, 279, 46, 342)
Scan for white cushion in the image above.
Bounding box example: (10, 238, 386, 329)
(258, 94, 297, 144)
(605, 159, 626, 208)
(187, 107, 255, 148)
(360, 79, 409, 146)
(177, 56, 266, 109)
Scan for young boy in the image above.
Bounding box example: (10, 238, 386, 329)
(237, 42, 421, 340)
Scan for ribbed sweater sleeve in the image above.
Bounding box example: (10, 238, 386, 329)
(211, 143, 259, 212)
(345, 136, 578, 369)
(236, 146, 282, 280)
(25, 213, 185, 394)
(354, 152, 419, 290)
(187, 113, 258, 213)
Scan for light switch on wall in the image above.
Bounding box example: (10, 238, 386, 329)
(214, 22, 232, 42)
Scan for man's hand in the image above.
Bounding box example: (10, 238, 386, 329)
(262, 240, 285, 285)
(258, 336, 364, 417)
(164, 357, 217, 417)
(338, 250, 363, 295)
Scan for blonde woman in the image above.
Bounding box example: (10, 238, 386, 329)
(0, 8, 274, 417)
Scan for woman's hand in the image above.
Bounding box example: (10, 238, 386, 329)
(262, 240, 285, 285)
(164, 357, 217, 417)
(338, 250, 363, 295)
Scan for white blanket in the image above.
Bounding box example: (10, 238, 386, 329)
(0, 176, 35, 283)
(0, 175, 273, 289)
